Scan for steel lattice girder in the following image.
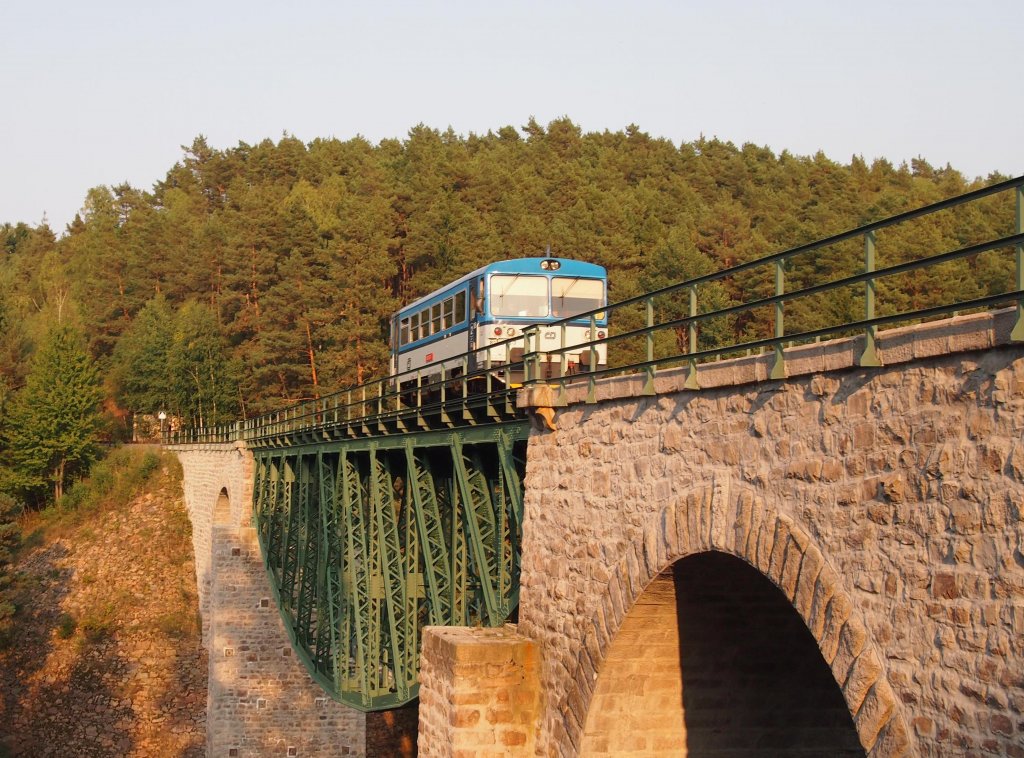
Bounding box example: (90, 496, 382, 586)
(251, 422, 529, 711)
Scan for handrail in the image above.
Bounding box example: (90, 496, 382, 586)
(165, 175, 1024, 445)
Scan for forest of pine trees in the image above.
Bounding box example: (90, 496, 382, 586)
(0, 117, 1017, 509)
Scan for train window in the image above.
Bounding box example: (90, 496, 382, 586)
(491, 275, 548, 317)
(400, 318, 410, 345)
(455, 291, 467, 322)
(471, 279, 485, 315)
(551, 277, 605, 319)
(419, 309, 430, 337)
(431, 303, 442, 334)
(442, 298, 454, 329)
(411, 312, 421, 340)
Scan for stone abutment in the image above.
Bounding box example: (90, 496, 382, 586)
(419, 310, 1024, 757)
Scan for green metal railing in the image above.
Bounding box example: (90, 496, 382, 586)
(167, 174, 1023, 446)
(165, 325, 548, 447)
(520, 174, 1024, 401)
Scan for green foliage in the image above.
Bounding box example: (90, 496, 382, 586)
(79, 603, 115, 643)
(169, 300, 242, 426)
(109, 294, 175, 414)
(56, 612, 77, 639)
(0, 493, 21, 644)
(55, 448, 163, 518)
(2, 327, 103, 504)
(0, 121, 1016, 427)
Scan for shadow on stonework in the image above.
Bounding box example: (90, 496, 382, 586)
(674, 552, 864, 757)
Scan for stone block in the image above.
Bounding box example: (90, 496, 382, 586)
(854, 682, 896, 753)
(831, 621, 868, 686)
(844, 650, 884, 717)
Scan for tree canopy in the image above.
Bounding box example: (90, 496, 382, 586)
(0, 118, 1015, 507)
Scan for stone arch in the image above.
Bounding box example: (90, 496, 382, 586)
(560, 478, 912, 757)
(213, 486, 232, 527)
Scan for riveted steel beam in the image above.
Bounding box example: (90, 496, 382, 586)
(405, 443, 452, 624)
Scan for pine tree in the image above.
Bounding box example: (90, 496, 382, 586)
(109, 293, 175, 414)
(2, 326, 103, 503)
(169, 301, 241, 426)
(0, 493, 21, 642)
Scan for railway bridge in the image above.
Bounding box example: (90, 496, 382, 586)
(169, 178, 1024, 756)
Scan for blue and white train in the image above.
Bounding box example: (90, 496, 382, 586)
(389, 257, 608, 386)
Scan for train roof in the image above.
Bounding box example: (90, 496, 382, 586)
(397, 257, 607, 314)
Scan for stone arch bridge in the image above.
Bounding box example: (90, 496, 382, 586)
(173, 310, 1024, 757)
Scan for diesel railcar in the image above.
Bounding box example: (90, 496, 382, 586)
(389, 257, 608, 387)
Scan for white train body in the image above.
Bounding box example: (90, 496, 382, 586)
(389, 257, 609, 385)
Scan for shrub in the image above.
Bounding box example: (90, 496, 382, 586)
(56, 612, 77, 639)
(80, 613, 114, 643)
(138, 451, 161, 481)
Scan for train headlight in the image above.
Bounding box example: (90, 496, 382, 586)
(597, 330, 606, 339)
(540, 260, 561, 271)
(507, 327, 517, 337)
(494, 326, 503, 336)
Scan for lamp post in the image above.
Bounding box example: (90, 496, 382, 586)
(158, 411, 167, 442)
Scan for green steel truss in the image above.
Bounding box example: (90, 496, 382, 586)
(252, 424, 530, 711)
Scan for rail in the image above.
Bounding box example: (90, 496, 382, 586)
(166, 175, 1024, 445)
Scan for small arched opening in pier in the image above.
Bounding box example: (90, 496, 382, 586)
(213, 487, 231, 527)
(580, 551, 863, 756)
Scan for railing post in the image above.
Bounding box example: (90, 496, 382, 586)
(525, 327, 541, 384)
(642, 296, 655, 395)
(415, 371, 423, 424)
(558, 322, 568, 404)
(684, 284, 699, 390)
(770, 257, 787, 379)
(485, 346, 492, 395)
(859, 230, 882, 366)
(586, 315, 597, 404)
(1013, 183, 1024, 341)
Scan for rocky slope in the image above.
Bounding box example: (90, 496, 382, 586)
(0, 451, 206, 757)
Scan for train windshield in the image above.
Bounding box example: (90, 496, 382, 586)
(491, 275, 548, 317)
(551, 277, 605, 318)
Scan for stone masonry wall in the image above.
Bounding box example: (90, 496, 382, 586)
(175, 443, 255, 648)
(417, 626, 540, 758)
(515, 310, 1024, 757)
(172, 443, 367, 757)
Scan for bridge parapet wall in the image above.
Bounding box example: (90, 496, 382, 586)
(513, 310, 1024, 756)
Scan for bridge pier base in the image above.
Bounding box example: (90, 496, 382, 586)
(418, 626, 540, 757)
(173, 444, 419, 757)
(208, 523, 371, 756)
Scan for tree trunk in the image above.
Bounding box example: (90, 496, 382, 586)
(54, 458, 66, 502)
(304, 320, 319, 397)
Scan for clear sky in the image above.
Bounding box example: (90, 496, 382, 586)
(2, 0, 1021, 233)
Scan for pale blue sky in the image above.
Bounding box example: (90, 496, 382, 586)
(2, 0, 1021, 233)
